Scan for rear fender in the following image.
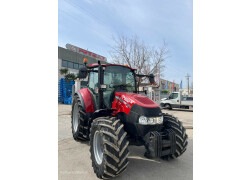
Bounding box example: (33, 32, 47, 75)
(77, 88, 96, 113)
(74, 92, 90, 120)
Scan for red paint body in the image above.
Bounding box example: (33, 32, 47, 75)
(78, 88, 95, 113)
(112, 92, 159, 115)
(78, 88, 158, 115)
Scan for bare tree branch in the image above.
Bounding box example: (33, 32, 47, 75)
(109, 35, 170, 83)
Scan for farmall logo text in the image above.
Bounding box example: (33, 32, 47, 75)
(66, 43, 107, 61)
(121, 95, 135, 104)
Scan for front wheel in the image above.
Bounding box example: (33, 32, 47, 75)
(161, 113, 188, 160)
(165, 103, 172, 110)
(90, 117, 130, 179)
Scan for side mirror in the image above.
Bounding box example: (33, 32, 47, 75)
(148, 74, 155, 84)
(79, 66, 88, 79)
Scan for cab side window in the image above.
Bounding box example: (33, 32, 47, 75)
(169, 93, 178, 99)
(88, 69, 98, 92)
(88, 70, 99, 107)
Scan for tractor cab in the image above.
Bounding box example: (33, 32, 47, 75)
(79, 61, 155, 111)
(87, 64, 137, 109)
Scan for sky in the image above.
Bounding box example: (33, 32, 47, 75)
(58, 0, 193, 88)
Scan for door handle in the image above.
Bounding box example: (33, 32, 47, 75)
(177, 100, 179, 102)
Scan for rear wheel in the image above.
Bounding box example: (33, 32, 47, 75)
(161, 113, 188, 160)
(90, 117, 129, 179)
(71, 94, 89, 141)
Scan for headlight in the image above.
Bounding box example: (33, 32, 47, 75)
(138, 116, 148, 125)
(139, 116, 163, 125)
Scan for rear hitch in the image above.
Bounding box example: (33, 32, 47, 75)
(143, 130, 176, 158)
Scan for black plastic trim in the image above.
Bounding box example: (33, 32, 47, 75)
(124, 104, 163, 137)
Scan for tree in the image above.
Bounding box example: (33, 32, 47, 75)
(65, 73, 76, 81)
(60, 68, 69, 76)
(109, 35, 170, 82)
(59, 68, 76, 81)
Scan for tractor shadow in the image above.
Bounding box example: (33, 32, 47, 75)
(111, 145, 190, 180)
(162, 108, 193, 112)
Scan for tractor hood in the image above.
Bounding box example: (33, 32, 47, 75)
(112, 92, 163, 137)
(113, 92, 159, 110)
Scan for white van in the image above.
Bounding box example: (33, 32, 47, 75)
(160, 92, 193, 110)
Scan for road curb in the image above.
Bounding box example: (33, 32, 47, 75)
(184, 126, 193, 129)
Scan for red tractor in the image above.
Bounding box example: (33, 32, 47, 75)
(71, 60, 188, 179)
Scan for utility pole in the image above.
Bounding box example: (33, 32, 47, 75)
(186, 73, 190, 96)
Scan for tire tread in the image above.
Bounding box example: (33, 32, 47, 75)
(90, 117, 129, 179)
(161, 113, 188, 160)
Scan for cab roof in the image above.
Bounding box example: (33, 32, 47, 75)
(87, 63, 136, 70)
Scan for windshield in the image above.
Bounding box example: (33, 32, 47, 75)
(102, 65, 136, 108)
(104, 66, 136, 93)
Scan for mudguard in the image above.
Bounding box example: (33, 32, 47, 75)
(76, 88, 96, 113)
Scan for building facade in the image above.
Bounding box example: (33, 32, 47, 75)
(58, 46, 108, 80)
(159, 78, 179, 92)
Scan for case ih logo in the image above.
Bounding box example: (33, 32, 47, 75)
(66, 43, 107, 61)
(121, 95, 135, 104)
(115, 96, 134, 108)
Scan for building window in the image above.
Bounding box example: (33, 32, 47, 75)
(68, 62, 73, 69)
(62, 60, 67, 67)
(62, 59, 80, 69)
(73, 63, 79, 69)
(79, 64, 83, 69)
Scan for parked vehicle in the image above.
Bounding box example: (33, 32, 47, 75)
(160, 92, 193, 110)
(71, 60, 188, 179)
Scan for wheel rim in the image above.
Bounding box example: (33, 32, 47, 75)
(73, 103, 79, 132)
(93, 131, 103, 165)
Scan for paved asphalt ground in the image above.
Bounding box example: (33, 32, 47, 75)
(58, 104, 193, 180)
